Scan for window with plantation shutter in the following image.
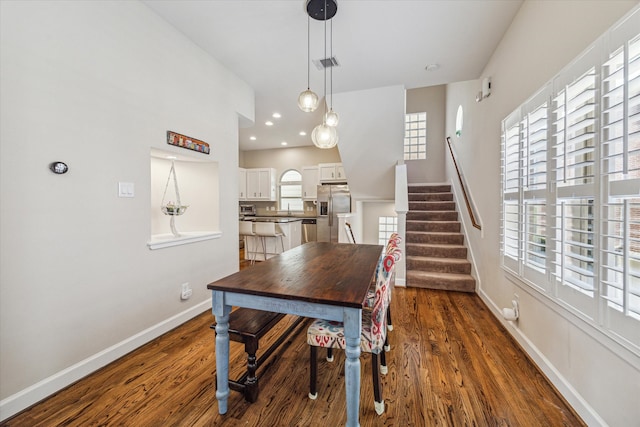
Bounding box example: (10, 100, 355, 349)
(501, 112, 521, 273)
(600, 29, 640, 343)
(500, 7, 640, 353)
(522, 92, 550, 286)
(551, 59, 598, 318)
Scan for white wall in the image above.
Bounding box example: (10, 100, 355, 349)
(333, 85, 405, 200)
(405, 85, 447, 184)
(241, 145, 341, 178)
(444, 1, 640, 425)
(0, 0, 253, 419)
(360, 201, 396, 245)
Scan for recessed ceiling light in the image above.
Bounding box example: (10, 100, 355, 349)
(249, 136, 256, 141)
(272, 113, 281, 118)
(299, 131, 307, 136)
(166, 156, 177, 159)
(281, 141, 288, 146)
(425, 63, 440, 71)
(265, 121, 274, 126)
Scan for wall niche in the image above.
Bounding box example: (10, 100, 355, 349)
(148, 148, 220, 249)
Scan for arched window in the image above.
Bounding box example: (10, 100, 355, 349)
(280, 169, 303, 212)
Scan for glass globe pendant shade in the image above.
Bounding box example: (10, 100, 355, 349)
(298, 89, 319, 112)
(311, 122, 338, 149)
(325, 109, 339, 127)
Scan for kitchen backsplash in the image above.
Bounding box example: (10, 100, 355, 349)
(249, 201, 317, 217)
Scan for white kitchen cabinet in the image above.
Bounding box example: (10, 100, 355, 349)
(319, 163, 346, 182)
(301, 166, 319, 200)
(238, 168, 247, 200)
(246, 168, 276, 201)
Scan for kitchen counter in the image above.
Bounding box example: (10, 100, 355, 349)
(242, 217, 305, 223)
(240, 218, 302, 261)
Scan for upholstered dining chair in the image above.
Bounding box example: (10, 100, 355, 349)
(306, 246, 401, 415)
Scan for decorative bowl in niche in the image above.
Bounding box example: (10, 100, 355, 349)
(161, 204, 188, 216)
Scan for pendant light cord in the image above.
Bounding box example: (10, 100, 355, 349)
(323, 0, 327, 116)
(330, 18, 333, 110)
(307, 15, 310, 90)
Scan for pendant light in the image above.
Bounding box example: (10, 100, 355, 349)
(311, 0, 338, 149)
(298, 14, 319, 112)
(324, 18, 339, 127)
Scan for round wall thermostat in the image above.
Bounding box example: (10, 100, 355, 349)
(49, 162, 68, 174)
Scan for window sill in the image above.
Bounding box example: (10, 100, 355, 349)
(147, 231, 222, 250)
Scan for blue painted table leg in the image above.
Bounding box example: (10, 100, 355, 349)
(212, 291, 231, 414)
(343, 308, 362, 427)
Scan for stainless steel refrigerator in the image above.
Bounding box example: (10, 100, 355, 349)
(317, 184, 351, 242)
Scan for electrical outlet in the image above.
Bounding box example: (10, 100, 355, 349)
(181, 283, 192, 300)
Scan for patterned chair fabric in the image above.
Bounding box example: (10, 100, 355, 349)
(364, 235, 402, 310)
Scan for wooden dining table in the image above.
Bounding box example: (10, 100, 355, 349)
(207, 241, 383, 427)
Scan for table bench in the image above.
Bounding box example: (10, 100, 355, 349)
(211, 308, 305, 402)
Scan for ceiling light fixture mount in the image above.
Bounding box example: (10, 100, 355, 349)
(306, 0, 337, 21)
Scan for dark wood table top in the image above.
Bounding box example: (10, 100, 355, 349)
(207, 242, 383, 308)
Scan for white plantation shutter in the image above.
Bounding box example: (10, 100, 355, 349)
(600, 28, 640, 344)
(500, 8, 640, 351)
(501, 111, 522, 273)
(522, 90, 550, 287)
(551, 55, 599, 318)
(554, 66, 597, 189)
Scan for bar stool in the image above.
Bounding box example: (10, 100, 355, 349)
(239, 221, 257, 265)
(254, 222, 285, 261)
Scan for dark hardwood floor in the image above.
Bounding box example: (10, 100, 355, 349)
(1, 250, 584, 426)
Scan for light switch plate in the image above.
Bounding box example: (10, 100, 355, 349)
(118, 182, 134, 198)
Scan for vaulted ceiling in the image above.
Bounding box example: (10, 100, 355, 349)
(144, 0, 523, 151)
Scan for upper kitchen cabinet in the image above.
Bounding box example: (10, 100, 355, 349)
(246, 168, 276, 201)
(319, 163, 346, 183)
(239, 168, 247, 200)
(302, 166, 319, 200)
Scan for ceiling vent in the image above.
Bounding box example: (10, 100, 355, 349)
(313, 56, 339, 70)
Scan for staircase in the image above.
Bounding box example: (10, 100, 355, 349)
(406, 184, 475, 292)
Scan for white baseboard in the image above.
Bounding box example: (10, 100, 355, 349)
(0, 299, 212, 422)
(476, 289, 606, 427)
